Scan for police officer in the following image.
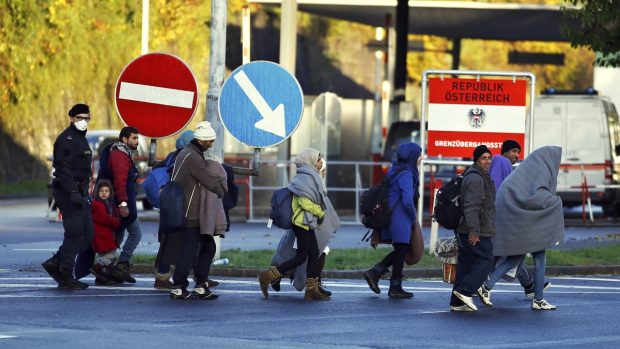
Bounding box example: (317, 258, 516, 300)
(41, 103, 94, 290)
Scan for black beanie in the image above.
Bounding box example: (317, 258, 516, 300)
(501, 139, 521, 154)
(473, 145, 492, 162)
(68, 103, 90, 117)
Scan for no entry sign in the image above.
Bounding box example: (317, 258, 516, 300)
(115, 53, 198, 139)
(427, 77, 527, 158)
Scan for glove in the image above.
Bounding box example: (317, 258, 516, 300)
(69, 191, 83, 208)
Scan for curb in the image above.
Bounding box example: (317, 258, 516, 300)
(131, 264, 620, 279)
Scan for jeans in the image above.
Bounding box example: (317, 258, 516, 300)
(172, 227, 216, 288)
(532, 250, 546, 301)
(485, 255, 524, 289)
(117, 219, 142, 263)
(450, 234, 494, 306)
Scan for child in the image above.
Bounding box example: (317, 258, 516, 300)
(91, 180, 121, 285)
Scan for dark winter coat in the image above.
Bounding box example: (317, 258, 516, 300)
(457, 164, 496, 238)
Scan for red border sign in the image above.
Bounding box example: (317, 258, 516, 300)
(427, 77, 527, 158)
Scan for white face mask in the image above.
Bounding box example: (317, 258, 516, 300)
(74, 119, 88, 131)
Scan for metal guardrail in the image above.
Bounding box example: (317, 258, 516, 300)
(245, 159, 390, 225)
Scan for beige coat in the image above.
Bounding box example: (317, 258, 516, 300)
(172, 143, 226, 228)
(199, 159, 228, 236)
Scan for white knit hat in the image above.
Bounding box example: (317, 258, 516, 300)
(194, 121, 216, 141)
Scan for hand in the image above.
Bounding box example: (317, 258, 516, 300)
(119, 206, 129, 218)
(69, 191, 83, 208)
(468, 234, 480, 246)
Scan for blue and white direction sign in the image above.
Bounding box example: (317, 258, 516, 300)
(219, 61, 304, 148)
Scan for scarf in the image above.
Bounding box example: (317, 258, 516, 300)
(111, 141, 133, 157)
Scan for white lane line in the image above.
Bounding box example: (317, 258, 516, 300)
(119, 82, 195, 108)
(12, 249, 56, 251)
(0, 335, 17, 339)
(554, 276, 620, 282)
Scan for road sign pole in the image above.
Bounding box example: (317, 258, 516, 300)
(206, 0, 227, 163)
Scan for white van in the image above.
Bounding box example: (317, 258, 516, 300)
(529, 89, 620, 215)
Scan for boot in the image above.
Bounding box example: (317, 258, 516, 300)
(90, 264, 117, 286)
(257, 267, 281, 298)
(57, 274, 89, 290)
(109, 262, 136, 284)
(207, 278, 220, 288)
(363, 265, 386, 294)
(317, 277, 331, 297)
(304, 277, 330, 301)
(388, 279, 413, 299)
(154, 272, 173, 290)
(42, 253, 62, 283)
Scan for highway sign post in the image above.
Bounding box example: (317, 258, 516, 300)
(115, 53, 199, 139)
(218, 61, 304, 148)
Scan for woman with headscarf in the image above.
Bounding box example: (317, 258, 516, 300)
(363, 142, 422, 299)
(486, 146, 564, 310)
(258, 148, 340, 301)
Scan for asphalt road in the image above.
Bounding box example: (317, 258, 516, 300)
(1, 272, 619, 348)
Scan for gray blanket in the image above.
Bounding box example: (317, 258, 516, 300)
(492, 146, 565, 256)
(271, 164, 341, 291)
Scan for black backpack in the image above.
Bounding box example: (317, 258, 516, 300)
(269, 187, 294, 229)
(360, 167, 408, 229)
(432, 171, 479, 229)
(158, 153, 192, 234)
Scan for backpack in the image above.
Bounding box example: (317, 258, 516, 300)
(269, 187, 294, 229)
(158, 153, 193, 234)
(432, 171, 479, 229)
(360, 167, 408, 229)
(143, 152, 177, 208)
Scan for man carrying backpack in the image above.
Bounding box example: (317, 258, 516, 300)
(363, 142, 421, 299)
(450, 145, 496, 312)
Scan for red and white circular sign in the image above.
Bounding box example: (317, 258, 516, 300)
(115, 53, 199, 139)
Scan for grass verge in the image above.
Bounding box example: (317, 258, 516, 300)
(133, 243, 620, 270)
(0, 179, 47, 195)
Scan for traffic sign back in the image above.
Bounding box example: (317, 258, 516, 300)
(218, 61, 304, 148)
(115, 53, 198, 139)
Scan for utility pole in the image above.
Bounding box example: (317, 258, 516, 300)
(206, 0, 227, 162)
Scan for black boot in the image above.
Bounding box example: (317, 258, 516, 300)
(109, 262, 136, 283)
(57, 274, 89, 290)
(42, 253, 62, 283)
(363, 265, 385, 294)
(388, 279, 413, 299)
(317, 277, 332, 296)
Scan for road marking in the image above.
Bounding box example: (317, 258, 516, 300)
(0, 335, 17, 339)
(118, 82, 195, 108)
(12, 249, 56, 251)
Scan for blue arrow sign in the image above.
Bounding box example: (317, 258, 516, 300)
(218, 61, 304, 148)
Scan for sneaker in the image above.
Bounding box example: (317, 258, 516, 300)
(57, 277, 89, 290)
(532, 299, 556, 310)
(207, 278, 220, 288)
(452, 290, 478, 311)
(525, 281, 551, 299)
(191, 285, 219, 300)
(42, 255, 62, 283)
(450, 305, 475, 312)
(170, 287, 192, 300)
(476, 285, 493, 307)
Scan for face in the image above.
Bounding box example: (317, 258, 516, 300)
(98, 186, 110, 200)
(71, 114, 91, 123)
(198, 139, 214, 150)
(315, 155, 323, 171)
(122, 133, 140, 150)
(416, 155, 422, 166)
(503, 148, 520, 164)
(476, 153, 493, 173)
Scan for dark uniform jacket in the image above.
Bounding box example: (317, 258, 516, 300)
(52, 124, 92, 195)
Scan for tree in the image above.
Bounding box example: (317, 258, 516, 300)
(562, 0, 620, 67)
